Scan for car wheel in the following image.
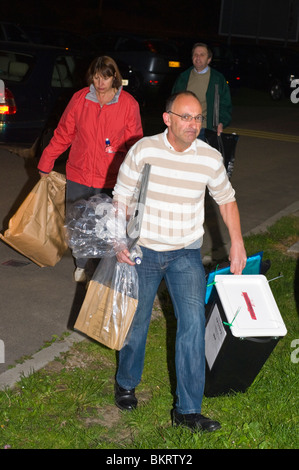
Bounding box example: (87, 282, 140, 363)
(270, 80, 283, 100)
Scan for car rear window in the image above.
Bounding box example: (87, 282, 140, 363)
(51, 55, 78, 88)
(0, 51, 33, 81)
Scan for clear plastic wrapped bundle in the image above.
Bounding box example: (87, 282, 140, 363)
(65, 193, 128, 258)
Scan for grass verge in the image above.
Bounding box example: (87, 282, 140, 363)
(0, 215, 298, 450)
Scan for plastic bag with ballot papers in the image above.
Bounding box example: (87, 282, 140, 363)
(66, 193, 128, 259)
(67, 164, 151, 350)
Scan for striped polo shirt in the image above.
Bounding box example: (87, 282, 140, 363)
(113, 129, 236, 251)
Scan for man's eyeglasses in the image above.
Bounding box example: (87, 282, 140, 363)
(167, 111, 205, 123)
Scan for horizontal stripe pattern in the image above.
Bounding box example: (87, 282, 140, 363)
(113, 130, 235, 251)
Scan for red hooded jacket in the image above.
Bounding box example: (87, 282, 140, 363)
(38, 86, 143, 188)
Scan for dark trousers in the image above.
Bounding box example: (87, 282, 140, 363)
(198, 128, 205, 141)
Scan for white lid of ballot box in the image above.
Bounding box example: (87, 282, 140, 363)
(214, 275, 287, 338)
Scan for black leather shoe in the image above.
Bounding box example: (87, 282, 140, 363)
(115, 382, 137, 411)
(172, 409, 221, 432)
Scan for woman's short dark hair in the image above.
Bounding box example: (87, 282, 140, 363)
(86, 56, 123, 89)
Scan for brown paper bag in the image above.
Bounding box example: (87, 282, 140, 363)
(75, 281, 137, 350)
(74, 257, 138, 350)
(0, 171, 68, 267)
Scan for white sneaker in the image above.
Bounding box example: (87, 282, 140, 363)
(74, 267, 87, 283)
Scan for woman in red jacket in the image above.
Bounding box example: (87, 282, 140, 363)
(38, 56, 143, 281)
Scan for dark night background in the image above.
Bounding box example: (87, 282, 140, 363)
(0, 0, 227, 40)
(1, 0, 298, 47)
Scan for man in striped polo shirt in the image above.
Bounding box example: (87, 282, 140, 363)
(113, 91, 247, 433)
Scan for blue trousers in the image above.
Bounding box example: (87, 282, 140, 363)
(116, 246, 206, 414)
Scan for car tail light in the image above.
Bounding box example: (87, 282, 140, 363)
(0, 87, 17, 115)
(145, 41, 157, 54)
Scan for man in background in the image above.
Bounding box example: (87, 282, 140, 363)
(172, 43, 232, 139)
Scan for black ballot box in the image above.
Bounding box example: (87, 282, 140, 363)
(204, 275, 287, 397)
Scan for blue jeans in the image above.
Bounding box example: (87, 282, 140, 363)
(116, 246, 206, 414)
